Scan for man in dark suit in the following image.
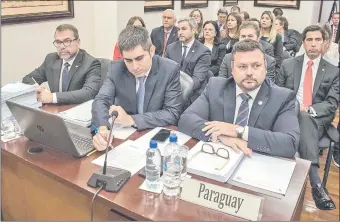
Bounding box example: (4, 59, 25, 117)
(179, 39, 299, 158)
(92, 26, 182, 151)
(330, 12, 339, 43)
(216, 7, 228, 32)
(150, 9, 178, 56)
(219, 21, 276, 81)
(276, 25, 339, 210)
(165, 17, 211, 103)
(23, 24, 101, 104)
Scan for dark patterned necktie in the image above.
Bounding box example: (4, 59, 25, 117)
(235, 93, 251, 127)
(62, 62, 70, 92)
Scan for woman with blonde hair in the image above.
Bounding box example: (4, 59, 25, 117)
(189, 8, 204, 39)
(260, 11, 283, 66)
(220, 12, 242, 53)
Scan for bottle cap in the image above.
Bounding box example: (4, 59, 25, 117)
(169, 133, 178, 143)
(149, 140, 158, 149)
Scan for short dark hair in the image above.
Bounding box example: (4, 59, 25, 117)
(55, 24, 79, 39)
(126, 16, 146, 28)
(273, 8, 283, 17)
(248, 18, 261, 28)
(332, 12, 340, 17)
(231, 39, 265, 61)
(240, 11, 250, 20)
(276, 16, 289, 30)
(217, 7, 228, 15)
(201, 21, 220, 45)
(118, 26, 152, 54)
(231, 5, 241, 13)
(239, 21, 260, 38)
(302, 25, 326, 41)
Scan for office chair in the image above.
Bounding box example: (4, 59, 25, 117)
(179, 71, 194, 110)
(98, 58, 113, 83)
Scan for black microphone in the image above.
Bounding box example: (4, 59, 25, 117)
(87, 110, 131, 192)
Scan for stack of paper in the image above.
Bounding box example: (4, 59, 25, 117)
(187, 141, 245, 182)
(1, 82, 42, 121)
(59, 99, 93, 127)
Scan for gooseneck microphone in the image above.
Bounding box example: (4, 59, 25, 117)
(103, 110, 118, 175)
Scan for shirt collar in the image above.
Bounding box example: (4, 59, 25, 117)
(303, 53, 321, 67)
(182, 38, 195, 49)
(164, 27, 173, 34)
(62, 50, 79, 67)
(235, 84, 261, 100)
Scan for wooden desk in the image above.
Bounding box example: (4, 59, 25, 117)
(1, 105, 311, 221)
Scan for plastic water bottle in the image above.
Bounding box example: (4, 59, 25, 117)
(145, 140, 162, 190)
(163, 133, 182, 197)
(179, 145, 189, 180)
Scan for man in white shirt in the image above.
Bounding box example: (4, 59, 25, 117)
(179, 39, 299, 159)
(277, 25, 339, 210)
(23, 24, 101, 104)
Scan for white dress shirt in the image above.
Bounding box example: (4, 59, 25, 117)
(52, 52, 78, 103)
(182, 38, 195, 57)
(233, 84, 262, 141)
(135, 66, 151, 92)
(296, 54, 321, 105)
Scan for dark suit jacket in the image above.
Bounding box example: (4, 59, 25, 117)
(151, 26, 178, 56)
(261, 34, 284, 67)
(165, 39, 211, 102)
(209, 43, 226, 76)
(276, 55, 339, 126)
(22, 49, 101, 104)
(331, 24, 340, 43)
(91, 55, 183, 131)
(259, 39, 275, 57)
(218, 53, 276, 82)
(283, 29, 301, 53)
(178, 77, 299, 158)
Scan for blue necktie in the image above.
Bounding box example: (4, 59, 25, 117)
(235, 93, 251, 127)
(62, 62, 70, 92)
(137, 76, 146, 114)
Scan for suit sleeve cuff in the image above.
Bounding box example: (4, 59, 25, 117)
(242, 126, 249, 141)
(52, 93, 58, 103)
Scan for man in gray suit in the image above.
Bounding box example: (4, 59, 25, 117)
(165, 17, 211, 103)
(219, 21, 276, 81)
(92, 26, 182, 151)
(150, 9, 179, 56)
(276, 25, 338, 210)
(179, 39, 299, 158)
(23, 24, 101, 104)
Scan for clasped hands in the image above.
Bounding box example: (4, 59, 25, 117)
(36, 86, 53, 104)
(202, 121, 252, 156)
(93, 105, 135, 151)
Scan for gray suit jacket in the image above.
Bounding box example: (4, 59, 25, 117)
(91, 55, 183, 131)
(151, 26, 179, 56)
(218, 53, 276, 82)
(165, 39, 211, 102)
(276, 55, 339, 126)
(260, 39, 274, 57)
(22, 49, 101, 104)
(178, 77, 299, 158)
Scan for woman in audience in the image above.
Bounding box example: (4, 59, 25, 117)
(200, 21, 226, 76)
(220, 12, 241, 53)
(260, 11, 283, 66)
(189, 9, 204, 39)
(240, 11, 250, 21)
(113, 16, 146, 60)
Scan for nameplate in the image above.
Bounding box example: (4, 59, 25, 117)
(180, 178, 263, 221)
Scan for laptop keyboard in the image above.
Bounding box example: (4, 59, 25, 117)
(69, 133, 93, 155)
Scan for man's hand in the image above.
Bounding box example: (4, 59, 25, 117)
(92, 126, 113, 151)
(300, 104, 308, 112)
(220, 29, 227, 39)
(36, 89, 53, 103)
(218, 135, 252, 157)
(109, 105, 135, 126)
(202, 121, 238, 141)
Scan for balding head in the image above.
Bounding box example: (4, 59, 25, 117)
(163, 9, 176, 29)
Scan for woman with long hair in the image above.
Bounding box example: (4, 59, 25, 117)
(189, 9, 204, 39)
(220, 12, 242, 53)
(260, 11, 283, 66)
(113, 16, 146, 60)
(200, 21, 226, 76)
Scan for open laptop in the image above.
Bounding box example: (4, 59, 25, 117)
(6, 101, 94, 157)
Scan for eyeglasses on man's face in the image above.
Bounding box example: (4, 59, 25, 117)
(201, 143, 230, 170)
(53, 38, 77, 47)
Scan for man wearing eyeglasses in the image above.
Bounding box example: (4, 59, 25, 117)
(22, 24, 101, 104)
(179, 39, 299, 159)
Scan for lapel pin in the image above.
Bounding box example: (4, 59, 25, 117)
(192, 50, 195, 53)
(258, 101, 263, 105)
(75, 65, 79, 68)
(322, 68, 324, 71)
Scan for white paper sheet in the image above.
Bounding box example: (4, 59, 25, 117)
(111, 124, 137, 140)
(131, 127, 191, 155)
(92, 140, 145, 176)
(232, 152, 296, 195)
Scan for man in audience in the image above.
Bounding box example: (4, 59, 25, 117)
(150, 9, 178, 56)
(239, 11, 250, 21)
(276, 25, 339, 210)
(273, 7, 283, 17)
(248, 18, 275, 57)
(331, 12, 339, 43)
(230, 5, 240, 13)
(216, 8, 228, 31)
(179, 39, 299, 158)
(91, 26, 182, 151)
(219, 21, 276, 82)
(23, 24, 101, 104)
(165, 17, 211, 103)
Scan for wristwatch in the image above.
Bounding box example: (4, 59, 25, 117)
(236, 126, 245, 139)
